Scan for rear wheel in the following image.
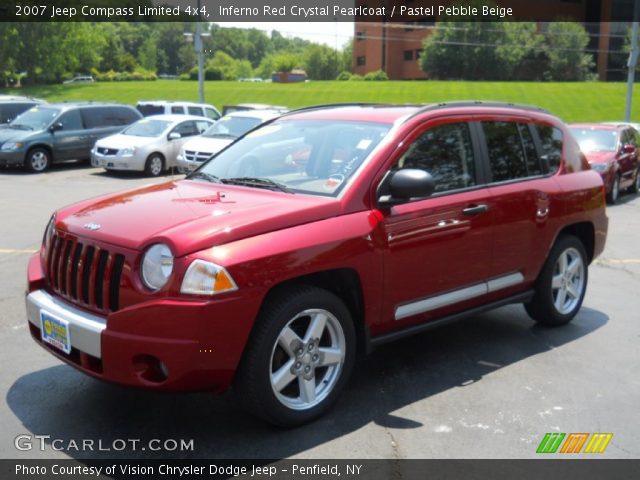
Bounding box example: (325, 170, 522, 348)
(235, 286, 355, 426)
(144, 153, 164, 177)
(606, 174, 620, 204)
(25, 147, 51, 173)
(525, 235, 588, 326)
(628, 168, 640, 194)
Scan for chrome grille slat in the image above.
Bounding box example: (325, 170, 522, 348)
(45, 233, 123, 313)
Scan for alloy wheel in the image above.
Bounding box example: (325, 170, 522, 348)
(551, 247, 585, 315)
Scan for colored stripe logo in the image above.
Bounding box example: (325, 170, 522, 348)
(536, 433, 612, 454)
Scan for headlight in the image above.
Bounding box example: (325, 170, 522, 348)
(43, 213, 56, 250)
(591, 163, 610, 172)
(181, 259, 238, 296)
(1, 141, 23, 151)
(120, 147, 137, 157)
(141, 243, 174, 291)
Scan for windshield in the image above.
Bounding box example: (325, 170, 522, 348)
(192, 119, 391, 196)
(123, 119, 171, 137)
(11, 107, 60, 130)
(570, 127, 617, 152)
(203, 116, 264, 138)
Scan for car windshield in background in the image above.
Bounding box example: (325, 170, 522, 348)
(570, 128, 617, 152)
(123, 119, 171, 137)
(10, 107, 60, 130)
(202, 116, 263, 139)
(193, 119, 391, 196)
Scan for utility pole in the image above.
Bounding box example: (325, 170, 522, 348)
(196, 0, 205, 104)
(625, 0, 640, 122)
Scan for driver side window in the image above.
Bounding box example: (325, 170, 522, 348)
(395, 122, 477, 193)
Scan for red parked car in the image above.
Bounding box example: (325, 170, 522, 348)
(569, 123, 640, 204)
(26, 103, 608, 426)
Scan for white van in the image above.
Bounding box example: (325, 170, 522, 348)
(136, 101, 221, 121)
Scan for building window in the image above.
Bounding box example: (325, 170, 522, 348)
(404, 22, 414, 32)
(415, 49, 422, 59)
(356, 31, 366, 41)
(357, 56, 366, 66)
(403, 50, 414, 61)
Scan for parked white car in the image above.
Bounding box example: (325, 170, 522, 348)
(136, 100, 221, 121)
(91, 114, 214, 176)
(176, 109, 283, 173)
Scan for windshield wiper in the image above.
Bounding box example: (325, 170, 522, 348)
(8, 123, 33, 130)
(206, 133, 237, 139)
(222, 177, 293, 193)
(188, 171, 222, 184)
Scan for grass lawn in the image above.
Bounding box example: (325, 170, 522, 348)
(3, 80, 640, 123)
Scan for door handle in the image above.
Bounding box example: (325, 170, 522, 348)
(462, 204, 489, 216)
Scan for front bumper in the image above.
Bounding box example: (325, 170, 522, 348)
(91, 152, 145, 171)
(0, 150, 25, 167)
(176, 155, 202, 173)
(26, 253, 262, 392)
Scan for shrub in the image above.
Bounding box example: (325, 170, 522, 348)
(363, 70, 388, 81)
(336, 71, 351, 81)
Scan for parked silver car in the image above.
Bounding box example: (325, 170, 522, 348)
(176, 109, 283, 173)
(91, 114, 214, 176)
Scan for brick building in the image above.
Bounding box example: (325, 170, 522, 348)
(353, 0, 636, 81)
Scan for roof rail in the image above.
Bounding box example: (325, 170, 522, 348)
(280, 102, 390, 118)
(405, 100, 551, 123)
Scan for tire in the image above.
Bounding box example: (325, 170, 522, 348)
(235, 285, 356, 427)
(525, 235, 588, 326)
(24, 147, 51, 173)
(144, 153, 164, 177)
(606, 174, 620, 204)
(628, 168, 640, 194)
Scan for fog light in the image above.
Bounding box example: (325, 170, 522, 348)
(132, 354, 168, 383)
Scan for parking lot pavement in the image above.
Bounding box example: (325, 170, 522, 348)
(0, 165, 638, 460)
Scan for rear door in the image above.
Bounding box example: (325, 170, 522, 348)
(377, 119, 494, 328)
(480, 118, 561, 286)
(618, 127, 638, 186)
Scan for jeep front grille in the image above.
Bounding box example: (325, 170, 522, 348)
(45, 233, 125, 312)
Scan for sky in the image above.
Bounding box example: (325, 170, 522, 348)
(216, 22, 355, 49)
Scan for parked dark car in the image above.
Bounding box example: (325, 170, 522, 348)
(0, 96, 45, 124)
(0, 103, 141, 172)
(569, 123, 640, 204)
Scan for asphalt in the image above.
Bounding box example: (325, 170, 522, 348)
(0, 163, 638, 460)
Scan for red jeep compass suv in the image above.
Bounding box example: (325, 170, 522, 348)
(26, 103, 608, 426)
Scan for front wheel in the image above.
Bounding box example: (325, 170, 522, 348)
(144, 153, 164, 177)
(606, 174, 620, 204)
(525, 235, 588, 326)
(235, 286, 355, 426)
(25, 147, 51, 173)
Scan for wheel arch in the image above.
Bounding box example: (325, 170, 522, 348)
(554, 222, 595, 264)
(26, 144, 54, 162)
(257, 268, 367, 355)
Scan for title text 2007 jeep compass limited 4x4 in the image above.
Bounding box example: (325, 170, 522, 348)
(26, 103, 607, 426)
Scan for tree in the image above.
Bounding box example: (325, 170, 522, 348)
(544, 22, 594, 81)
(304, 44, 339, 80)
(138, 37, 158, 72)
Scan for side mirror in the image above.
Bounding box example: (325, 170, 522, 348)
(378, 169, 435, 207)
(622, 143, 636, 154)
(49, 122, 63, 133)
(168, 132, 181, 140)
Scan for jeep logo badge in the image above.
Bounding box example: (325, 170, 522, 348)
(83, 223, 101, 231)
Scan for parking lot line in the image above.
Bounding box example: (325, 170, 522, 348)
(0, 248, 38, 254)
(595, 258, 640, 264)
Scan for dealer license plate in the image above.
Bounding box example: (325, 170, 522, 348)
(40, 310, 71, 354)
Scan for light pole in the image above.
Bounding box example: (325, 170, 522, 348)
(184, 0, 210, 104)
(625, 0, 640, 122)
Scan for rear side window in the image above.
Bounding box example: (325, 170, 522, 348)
(519, 124, 543, 176)
(205, 108, 220, 120)
(188, 106, 203, 116)
(171, 106, 184, 114)
(483, 121, 528, 182)
(396, 122, 477, 193)
(58, 109, 83, 130)
(110, 107, 139, 126)
(81, 107, 112, 129)
(535, 125, 563, 174)
(137, 104, 164, 116)
(0, 102, 34, 123)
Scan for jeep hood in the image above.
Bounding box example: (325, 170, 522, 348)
(56, 180, 341, 257)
